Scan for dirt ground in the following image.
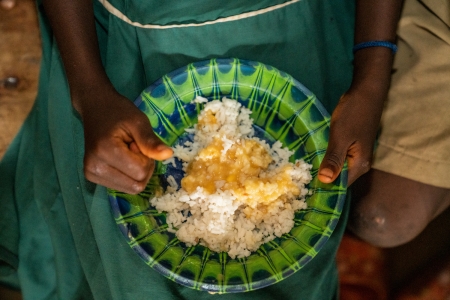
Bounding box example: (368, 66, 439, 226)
(0, 0, 40, 159)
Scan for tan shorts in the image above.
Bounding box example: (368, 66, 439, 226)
(372, 0, 450, 189)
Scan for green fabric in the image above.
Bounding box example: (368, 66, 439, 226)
(0, 1, 355, 299)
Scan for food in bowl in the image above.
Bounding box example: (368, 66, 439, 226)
(150, 96, 312, 258)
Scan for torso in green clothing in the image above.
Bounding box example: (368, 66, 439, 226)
(0, 1, 354, 299)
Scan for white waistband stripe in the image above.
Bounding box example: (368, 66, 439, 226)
(98, 0, 301, 29)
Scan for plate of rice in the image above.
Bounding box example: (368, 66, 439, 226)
(108, 58, 347, 293)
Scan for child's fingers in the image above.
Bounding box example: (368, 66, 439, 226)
(318, 142, 347, 184)
(84, 154, 153, 194)
(129, 119, 173, 161)
(84, 139, 155, 186)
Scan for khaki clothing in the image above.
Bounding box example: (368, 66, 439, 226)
(373, 0, 450, 188)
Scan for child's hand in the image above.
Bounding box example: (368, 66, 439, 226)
(318, 89, 384, 186)
(42, 0, 173, 194)
(76, 89, 173, 194)
(316, 0, 402, 186)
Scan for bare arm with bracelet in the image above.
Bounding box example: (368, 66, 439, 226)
(318, 0, 403, 186)
(43, 0, 402, 193)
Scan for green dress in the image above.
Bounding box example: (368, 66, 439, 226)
(0, 0, 355, 299)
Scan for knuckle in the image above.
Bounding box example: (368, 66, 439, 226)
(130, 182, 146, 194)
(361, 163, 371, 174)
(133, 159, 153, 181)
(134, 167, 148, 182)
(359, 158, 372, 174)
(84, 157, 106, 178)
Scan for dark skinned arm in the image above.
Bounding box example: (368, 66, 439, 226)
(42, 0, 401, 190)
(42, 0, 173, 194)
(318, 0, 403, 185)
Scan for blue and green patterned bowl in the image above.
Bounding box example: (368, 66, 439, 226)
(108, 58, 347, 293)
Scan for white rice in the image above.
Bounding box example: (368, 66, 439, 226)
(151, 96, 312, 259)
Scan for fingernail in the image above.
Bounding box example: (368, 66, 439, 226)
(156, 144, 170, 152)
(319, 168, 334, 178)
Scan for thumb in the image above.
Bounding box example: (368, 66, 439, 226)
(318, 143, 347, 184)
(131, 123, 173, 161)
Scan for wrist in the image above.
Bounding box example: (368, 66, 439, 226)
(353, 41, 398, 54)
(350, 47, 395, 100)
(70, 80, 118, 117)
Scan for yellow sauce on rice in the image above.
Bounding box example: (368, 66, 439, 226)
(182, 112, 301, 220)
(152, 97, 312, 258)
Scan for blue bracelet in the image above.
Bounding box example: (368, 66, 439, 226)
(353, 41, 398, 54)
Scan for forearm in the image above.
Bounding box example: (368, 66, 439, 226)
(350, 0, 403, 99)
(42, 0, 114, 114)
(318, 0, 404, 184)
